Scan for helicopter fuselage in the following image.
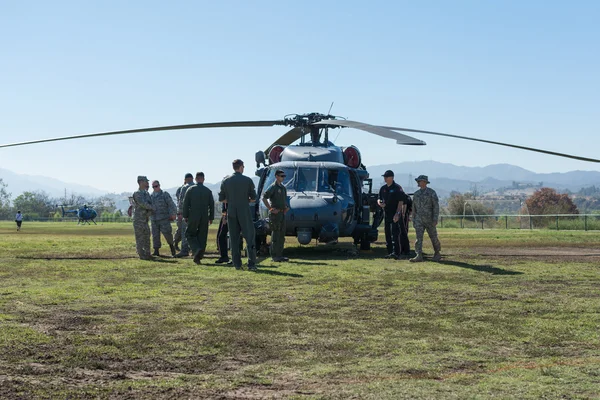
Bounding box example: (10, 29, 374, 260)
(255, 143, 380, 248)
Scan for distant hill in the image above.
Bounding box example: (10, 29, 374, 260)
(367, 161, 600, 196)
(0, 167, 106, 198)
(3, 163, 600, 209)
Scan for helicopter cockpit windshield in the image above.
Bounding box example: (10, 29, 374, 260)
(318, 169, 352, 196)
(263, 167, 295, 190)
(264, 166, 353, 197)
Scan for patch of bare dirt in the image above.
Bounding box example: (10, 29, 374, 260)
(446, 246, 600, 263)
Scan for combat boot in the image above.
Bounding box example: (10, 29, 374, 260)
(193, 250, 203, 265)
(174, 251, 189, 258)
(169, 244, 176, 257)
(152, 248, 160, 257)
(432, 252, 442, 262)
(409, 253, 424, 263)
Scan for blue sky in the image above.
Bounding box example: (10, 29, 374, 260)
(1, 0, 598, 193)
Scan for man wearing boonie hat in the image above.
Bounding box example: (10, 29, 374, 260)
(410, 175, 442, 262)
(132, 175, 153, 260)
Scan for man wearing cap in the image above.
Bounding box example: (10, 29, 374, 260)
(182, 172, 215, 265)
(150, 180, 177, 257)
(219, 159, 258, 271)
(132, 176, 154, 260)
(410, 175, 442, 262)
(174, 173, 194, 258)
(262, 169, 290, 262)
(377, 170, 411, 259)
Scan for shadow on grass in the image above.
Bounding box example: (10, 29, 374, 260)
(439, 260, 523, 275)
(253, 269, 303, 278)
(150, 258, 178, 264)
(17, 256, 138, 260)
(286, 260, 328, 266)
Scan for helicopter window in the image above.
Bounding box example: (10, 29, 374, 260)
(296, 167, 318, 192)
(263, 167, 295, 191)
(319, 169, 352, 196)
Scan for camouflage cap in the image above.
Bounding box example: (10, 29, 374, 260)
(415, 175, 430, 183)
(137, 175, 149, 182)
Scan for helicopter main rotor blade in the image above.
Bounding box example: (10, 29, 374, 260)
(380, 125, 600, 163)
(313, 120, 426, 146)
(0, 120, 285, 149)
(265, 127, 304, 152)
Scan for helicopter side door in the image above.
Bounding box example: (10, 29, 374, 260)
(319, 167, 356, 235)
(255, 168, 269, 220)
(349, 169, 363, 223)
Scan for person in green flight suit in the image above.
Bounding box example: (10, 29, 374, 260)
(218, 159, 258, 271)
(182, 172, 215, 265)
(262, 169, 290, 262)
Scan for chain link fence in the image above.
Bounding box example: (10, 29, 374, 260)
(439, 214, 600, 231)
(3, 214, 600, 230)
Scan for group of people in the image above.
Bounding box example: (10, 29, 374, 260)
(131, 159, 289, 271)
(130, 160, 441, 267)
(377, 170, 442, 262)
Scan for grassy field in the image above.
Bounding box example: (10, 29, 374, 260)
(0, 222, 599, 399)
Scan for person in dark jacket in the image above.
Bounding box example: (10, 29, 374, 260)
(215, 199, 230, 264)
(182, 172, 215, 264)
(377, 170, 410, 259)
(218, 159, 258, 271)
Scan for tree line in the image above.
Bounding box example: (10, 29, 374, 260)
(0, 178, 118, 220)
(444, 187, 580, 216)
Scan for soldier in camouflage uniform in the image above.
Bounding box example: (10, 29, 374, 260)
(410, 175, 442, 262)
(219, 159, 258, 271)
(262, 169, 290, 262)
(132, 175, 154, 260)
(174, 173, 194, 258)
(173, 178, 186, 251)
(150, 180, 177, 257)
(182, 172, 215, 264)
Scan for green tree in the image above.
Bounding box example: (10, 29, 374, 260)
(0, 179, 11, 219)
(446, 191, 493, 218)
(93, 195, 117, 216)
(13, 191, 54, 218)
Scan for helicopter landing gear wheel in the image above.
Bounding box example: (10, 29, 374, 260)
(359, 232, 371, 251)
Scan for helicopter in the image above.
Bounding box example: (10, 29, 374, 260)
(1, 112, 598, 249)
(60, 204, 98, 225)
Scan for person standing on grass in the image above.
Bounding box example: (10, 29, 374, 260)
(377, 170, 411, 259)
(410, 175, 442, 262)
(174, 173, 194, 258)
(215, 197, 230, 264)
(182, 172, 214, 265)
(15, 210, 23, 231)
(218, 159, 258, 271)
(132, 175, 154, 260)
(150, 180, 177, 257)
(262, 169, 290, 262)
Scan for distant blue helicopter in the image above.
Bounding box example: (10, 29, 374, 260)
(61, 205, 98, 225)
